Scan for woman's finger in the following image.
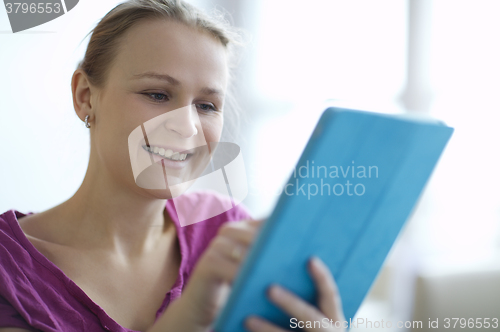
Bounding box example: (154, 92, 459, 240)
(308, 257, 345, 322)
(209, 233, 248, 263)
(267, 284, 326, 327)
(196, 243, 240, 282)
(245, 315, 290, 332)
(217, 221, 260, 246)
(247, 218, 266, 225)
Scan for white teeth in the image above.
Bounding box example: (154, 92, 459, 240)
(143, 145, 188, 161)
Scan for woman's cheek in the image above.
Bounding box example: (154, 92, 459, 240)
(201, 115, 224, 143)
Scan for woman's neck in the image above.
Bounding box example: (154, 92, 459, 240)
(45, 159, 173, 260)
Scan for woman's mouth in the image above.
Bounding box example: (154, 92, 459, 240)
(142, 145, 190, 161)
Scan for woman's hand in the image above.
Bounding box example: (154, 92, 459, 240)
(245, 257, 346, 332)
(149, 218, 263, 332)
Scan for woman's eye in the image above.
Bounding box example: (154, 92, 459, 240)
(197, 103, 217, 113)
(144, 93, 168, 103)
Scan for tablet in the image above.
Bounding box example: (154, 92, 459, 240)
(213, 107, 454, 331)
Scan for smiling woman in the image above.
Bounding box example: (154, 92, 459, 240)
(0, 1, 345, 332)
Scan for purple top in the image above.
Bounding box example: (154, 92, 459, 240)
(0, 192, 251, 331)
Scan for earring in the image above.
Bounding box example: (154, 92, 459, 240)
(84, 115, 91, 128)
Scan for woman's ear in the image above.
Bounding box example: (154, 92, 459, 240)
(71, 69, 95, 124)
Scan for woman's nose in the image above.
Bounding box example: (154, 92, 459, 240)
(164, 105, 199, 138)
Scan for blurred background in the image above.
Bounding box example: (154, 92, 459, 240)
(1, 0, 499, 330)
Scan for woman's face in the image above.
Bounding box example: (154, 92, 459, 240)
(88, 19, 228, 199)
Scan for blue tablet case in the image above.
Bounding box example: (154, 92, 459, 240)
(213, 107, 454, 331)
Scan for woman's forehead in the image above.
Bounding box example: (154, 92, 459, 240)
(111, 19, 229, 87)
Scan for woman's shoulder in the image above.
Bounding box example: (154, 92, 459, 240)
(0, 209, 51, 293)
(0, 209, 20, 230)
(0, 210, 28, 253)
(0, 210, 20, 266)
(0, 211, 46, 330)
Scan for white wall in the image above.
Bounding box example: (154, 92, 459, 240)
(0, 0, 130, 213)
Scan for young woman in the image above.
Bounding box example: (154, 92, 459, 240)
(0, 1, 345, 331)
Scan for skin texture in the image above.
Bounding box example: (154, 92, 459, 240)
(8, 18, 345, 332)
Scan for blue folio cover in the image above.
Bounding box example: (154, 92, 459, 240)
(213, 107, 454, 331)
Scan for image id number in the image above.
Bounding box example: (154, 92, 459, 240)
(5, 2, 62, 14)
(444, 318, 498, 329)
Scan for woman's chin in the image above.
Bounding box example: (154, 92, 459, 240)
(141, 183, 193, 200)
(140, 187, 174, 200)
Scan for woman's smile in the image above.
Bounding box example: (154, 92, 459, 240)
(141, 144, 196, 170)
(142, 144, 190, 161)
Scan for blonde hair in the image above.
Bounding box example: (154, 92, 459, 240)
(77, 0, 244, 141)
(78, 0, 241, 87)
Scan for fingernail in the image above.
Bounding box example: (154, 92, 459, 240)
(311, 256, 323, 268)
(246, 316, 263, 330)
(270, 285, 285, 298)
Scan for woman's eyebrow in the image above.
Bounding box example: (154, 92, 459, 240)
(199, 87, 224, 98)
(132, 71, 224, 97)
(132, 72, 181, 85)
